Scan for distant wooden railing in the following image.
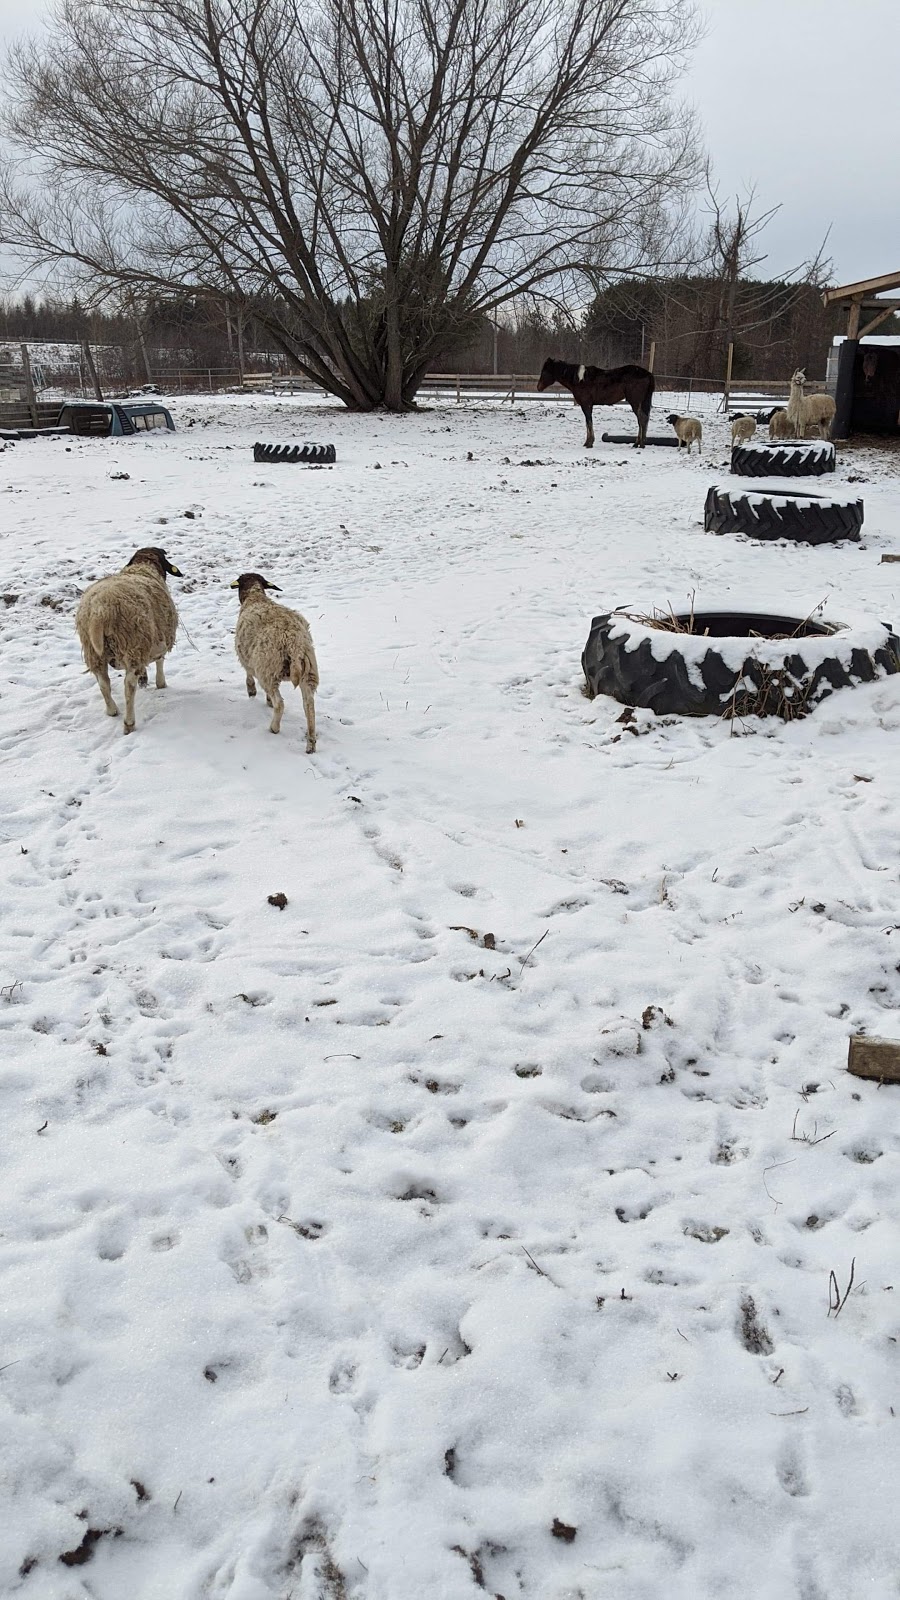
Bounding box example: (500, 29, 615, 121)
(2, 365, 830, 406)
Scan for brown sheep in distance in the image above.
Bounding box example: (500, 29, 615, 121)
(731, 415, 756, 444)
(231, 573, 319, 749)
(75, 547, 183, 733)
(665, 413, 702, 454)
(768, 409, 794, 440)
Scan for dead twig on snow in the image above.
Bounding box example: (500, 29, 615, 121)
(519, 929, 548, 976)
(828, 1258, 856, 1318)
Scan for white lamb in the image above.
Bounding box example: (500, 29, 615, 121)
(75, 546, 183, 734)
(731, 415, 756, 444)
(768, 409, 794, 440)
(231, 572, 319, 749)
(787, 369, 836, 440)
(665, 413, 702, 454)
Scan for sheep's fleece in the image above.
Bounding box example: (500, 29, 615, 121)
(232, 573, 319, 749)
(75, 546, 182, 732)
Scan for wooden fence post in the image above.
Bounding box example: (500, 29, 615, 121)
(456, 374, 460, 404)
(723, 343, 734, 411)
(647, 340, 656, 374)
(20, 344, 38, 426)
(81, 341, 104, 401)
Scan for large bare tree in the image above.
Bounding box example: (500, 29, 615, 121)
(1, 0, 701, 408)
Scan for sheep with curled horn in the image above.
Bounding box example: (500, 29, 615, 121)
(75, 546, 183, 733)
(231, 573, 319, 750)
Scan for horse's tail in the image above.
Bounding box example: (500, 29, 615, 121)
(644, 370, 654, 417)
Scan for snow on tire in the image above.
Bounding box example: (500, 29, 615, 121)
(731, 440, 835, 478)
(253, 442, 336, 464)
(704, 484, 863, 544)
(582, 609, 900, 720)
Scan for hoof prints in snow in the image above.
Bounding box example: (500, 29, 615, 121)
(1, 396, 900, 1598)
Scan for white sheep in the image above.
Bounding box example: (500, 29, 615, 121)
(231, 573, 319, 749)
(768, 409, 794, 440)
(665, 413, 702, 454)
(75, 546, 182, 734)
(731, 415, 756, 444)
(787, 369, 836, 440)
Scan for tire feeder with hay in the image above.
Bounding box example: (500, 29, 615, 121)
(253, 442, 336, 464)
(581, 608, 900, 721)
(731, 441, 835, 478)
(704, 484, 863, 545)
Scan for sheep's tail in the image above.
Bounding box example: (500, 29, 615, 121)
(88, 616, 106, 658)
(289, 644, 319, 692)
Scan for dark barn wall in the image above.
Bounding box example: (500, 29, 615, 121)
(851, 343, 900, 434)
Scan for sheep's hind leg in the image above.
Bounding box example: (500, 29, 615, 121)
(94, 664, 119, 718)
(155, 656, 167, 689)
(268, 686, 285, 734)
(245, 674, 257, 698)
(301, 684, 317, 753)
(123, 668, 139, 734)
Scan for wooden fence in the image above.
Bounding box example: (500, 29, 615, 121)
(4, 360, 829, 409)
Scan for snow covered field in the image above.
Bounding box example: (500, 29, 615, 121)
(2, 393, 900, 1599)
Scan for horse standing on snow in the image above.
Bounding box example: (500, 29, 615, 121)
(536, 357, 655, 448)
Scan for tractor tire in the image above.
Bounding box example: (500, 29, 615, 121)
(253, 442, 336, 464)
(731, 441, 834, 477)
(581, 610, 900, 720)
(704, 485, 863, 544)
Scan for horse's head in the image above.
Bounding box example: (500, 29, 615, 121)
(537, 358, 560, 392)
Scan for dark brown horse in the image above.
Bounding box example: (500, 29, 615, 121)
(537, 358, 655, 448)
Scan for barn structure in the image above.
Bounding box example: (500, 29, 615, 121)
(823, 271, 900, 438)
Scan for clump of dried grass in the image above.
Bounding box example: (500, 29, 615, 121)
(618, 594, 703, 635)
(723, 666, 815, 723)
(618, 595, 829, 645)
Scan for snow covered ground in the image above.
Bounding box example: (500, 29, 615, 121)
(2, 392, 900, 1599)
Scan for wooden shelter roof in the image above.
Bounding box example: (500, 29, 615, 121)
(823, 271, 900, 305)
(822, 272, 900, 340)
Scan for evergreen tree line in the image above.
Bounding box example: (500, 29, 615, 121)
(3, 277, 881, 390)
(437, 278, 866, 382)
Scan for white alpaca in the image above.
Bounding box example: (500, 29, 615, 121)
(787, 370, 836, 440)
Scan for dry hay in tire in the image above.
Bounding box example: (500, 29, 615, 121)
(731, 440, 834, 478)
(253, 442, 336, 464)
(704, 484, 863, 544)
(581, 609, 900, 722)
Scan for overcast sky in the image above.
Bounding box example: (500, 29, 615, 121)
(685, 0, 899, 283)
(0, 0, 896, 290)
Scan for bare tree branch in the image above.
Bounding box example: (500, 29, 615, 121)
(1, 0, 702, 407)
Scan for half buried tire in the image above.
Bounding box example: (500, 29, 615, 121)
(704, 484, 863, 544)
(582, 609, 900, 720)
(253, 442, 336, 464)
(731, 441, 835, 477)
